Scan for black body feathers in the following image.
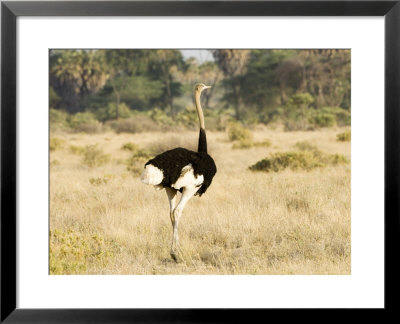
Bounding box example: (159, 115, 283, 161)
(145, 148, 217, 196)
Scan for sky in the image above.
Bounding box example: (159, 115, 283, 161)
(180, 50, 214, 63)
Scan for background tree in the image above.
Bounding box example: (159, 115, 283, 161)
(104, 50, 152, 119)
(212, 49, 251, 120)
(197, 61, 221, 109)
(299, 49, 351, 109)
(148, 50, 186, 114)
(49, 49, 351, 130)
(50, 50, 108, 112)
(240, 50, 295, 123)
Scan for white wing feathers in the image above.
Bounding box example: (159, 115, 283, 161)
(172, 164, 204, 190)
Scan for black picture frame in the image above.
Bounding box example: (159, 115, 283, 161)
(1, 0, 399, 322)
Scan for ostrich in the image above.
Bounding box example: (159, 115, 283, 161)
(140, 83, 217, 261)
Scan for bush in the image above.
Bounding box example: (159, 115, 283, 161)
(324, 107, 351, 126)
(249, 142, 348, 172)
(283, 93, 314, 131)
(69, 145, 85, 155)
(50, 137, 64, 151)
(327, 154, 349, 165)
(148, 108, 174, 126)
(131, 148, 153, 159)
(126, 150, 153, 175)
(227, 123, 272, 150)
(50, 228, 121, 274)
(337, 131, 351, 142)
(67, 111, 98, 129)
(50, 159, 60, 166)
(49, 87, 61, 108)
(309, 107, 351, 128)
(310, 112, 336, 128)
(82, 145, 110, 167)
(123, 143, 155, 175)
(175, 108, 199, 129)
(227, 122, 253, 142)
(121, 142, 139, 151)
(94, 102, 131, 122)
(50, 109, 69, 131)
(249, 151, 325, 172)
(89, 175, 113, 186)
(66, 112, 103, 133)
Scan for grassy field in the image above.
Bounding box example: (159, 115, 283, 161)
(49, 127, 351, 275)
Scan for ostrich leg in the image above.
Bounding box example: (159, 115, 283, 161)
(165, 187, 178, 226)
(170, 185, 198, 261)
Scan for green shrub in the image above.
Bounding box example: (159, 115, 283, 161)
(125, 144, 154, 175)
(82, 145, 110, 167)
(295, 141, 348, 165)
(50, 159, 60, 166)
(309, 107, 351, 128)
(227, 122, 253, 142)
(50, 109, 69, 131)
(49, 87, 61, 108)
(310, 112, 336, 128)
(337, 131, 351, 142)
(89, 177, 109, 185)
(50, 228, 121, 274)
(148, 108, 174, 126)
(326, 154, 349, 165)
(69, 145, 85, 155)
(94, 102, 131, 122)
(66, 112, 103, 133)
(126, 154, 148, 175)
(249, 151, 325, 172)
(50, 137, 64, 151)
(323, 107, 351, 126)
(67, 111, 98, 129)
(175, 108, 199, 129)
(249, 142, 348, 172)
(132, 148, 153, 159)
(121, 142, 139, 151)
(284, 93, 314, 131)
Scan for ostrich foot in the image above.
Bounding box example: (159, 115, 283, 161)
(170, 250, 183, 263)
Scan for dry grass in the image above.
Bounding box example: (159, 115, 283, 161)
(50, 127, 351, 275)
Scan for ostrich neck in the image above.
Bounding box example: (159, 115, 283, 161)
(195, 90, 206, 130)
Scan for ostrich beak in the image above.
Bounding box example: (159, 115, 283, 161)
(205, 85, 211, 89)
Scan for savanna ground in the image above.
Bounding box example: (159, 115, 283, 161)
(50, 127, 351, 275)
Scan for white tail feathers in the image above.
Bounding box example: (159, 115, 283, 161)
(141, 164, 163, 185)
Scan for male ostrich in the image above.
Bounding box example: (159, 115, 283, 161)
(141, 83, 217, 261)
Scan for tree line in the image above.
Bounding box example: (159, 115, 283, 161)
(50, 49, 350, 130)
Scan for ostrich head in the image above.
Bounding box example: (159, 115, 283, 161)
(195, 83, 211, 93)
